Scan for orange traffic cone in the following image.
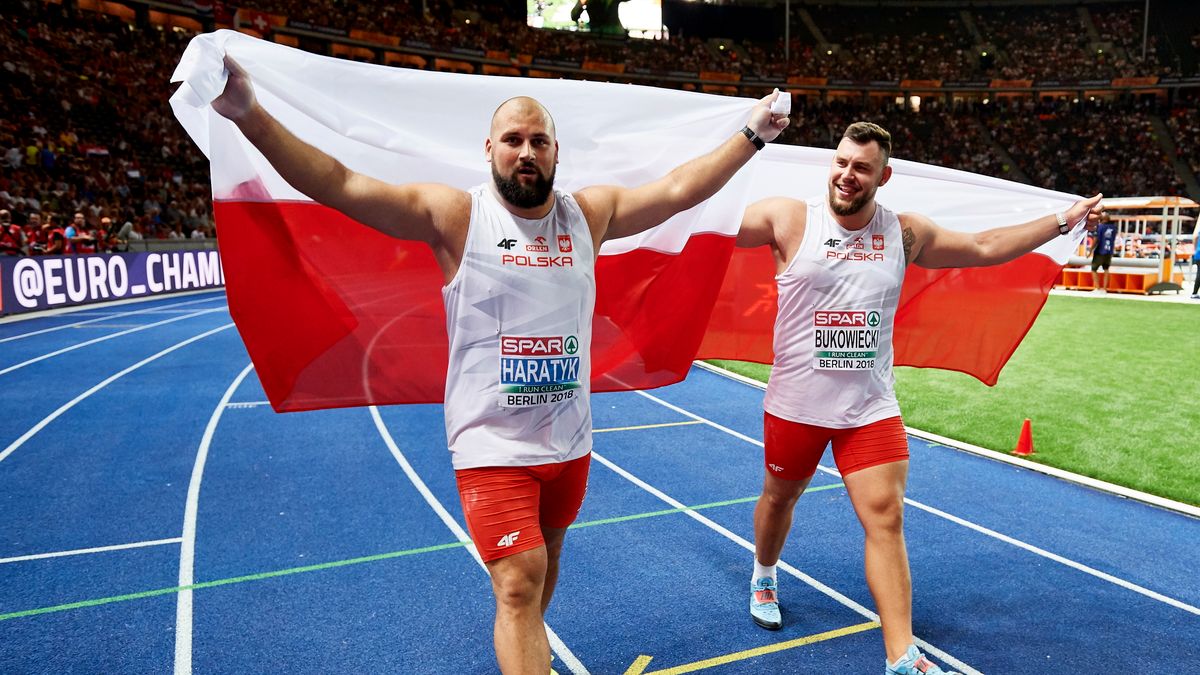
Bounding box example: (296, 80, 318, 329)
(1012, 418, 1034, 456)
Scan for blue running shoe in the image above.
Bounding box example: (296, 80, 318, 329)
(749, 577, 782, 630)
(885, 645, 962, 675)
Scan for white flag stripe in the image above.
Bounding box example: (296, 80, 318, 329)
(171, 31, 1084, 263)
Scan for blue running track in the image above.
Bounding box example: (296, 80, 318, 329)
(1, 290, 1197, 673)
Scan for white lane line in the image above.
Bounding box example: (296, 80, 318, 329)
(907, 499, 1200, 616)
(174, 362, 255, 675)
(903, 427, 1200, 519)
(694, 362, 1200, 519)
(369, 407, 590, 675)
(0, 323, 235, 465)
(589, 448, 979, 675)
(634, 388, 1200, 618)
(0, 294, 226, 343)
(0, 307, 227, 376)
(0, 538, 182, 564)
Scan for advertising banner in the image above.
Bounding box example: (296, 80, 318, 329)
(0, 250, 224, 315)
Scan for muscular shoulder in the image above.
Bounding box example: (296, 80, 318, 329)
(423, 184, 472, 238)
(571, 185, 620, 250)
(738, 197, 806, 248)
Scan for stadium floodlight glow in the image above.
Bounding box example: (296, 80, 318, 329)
(982, 51, 987, 56)
(982, 98, 990, 104)
(826, 49, 832, 55)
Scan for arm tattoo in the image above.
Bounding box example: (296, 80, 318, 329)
(902, 226, 915, 264)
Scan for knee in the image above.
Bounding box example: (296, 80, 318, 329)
(491, 564, 545, 609)
(861, 497, 905, 536)
(760, 484, 804, 512)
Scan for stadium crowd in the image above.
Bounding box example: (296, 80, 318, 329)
(1, 0, 1196, 259)
(1, 2, 212, 256)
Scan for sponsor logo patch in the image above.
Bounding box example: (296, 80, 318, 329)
(812, 309, 882, 371)
(500, 334, 581, 407)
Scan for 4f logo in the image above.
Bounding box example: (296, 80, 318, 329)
(497, 238, 517, 250)
(497, 531, 520, 548)
(768, 463, 784, 472)
(823, 238, 841, 248)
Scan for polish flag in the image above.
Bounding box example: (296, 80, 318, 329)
(171, 31, 1082, 412)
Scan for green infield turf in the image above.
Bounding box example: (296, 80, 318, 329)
(708, 294, 1200, 507)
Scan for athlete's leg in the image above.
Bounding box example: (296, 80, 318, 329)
(487, 546, 552, 673)
(537, 453, 590, 615)
(753, 472, 813, 566)
(540, 525, 567, 614)
(843, 459, 911, 663)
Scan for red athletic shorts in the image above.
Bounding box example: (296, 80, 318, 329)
(454, 453, 591, 563)
(763, 412, 909, 481)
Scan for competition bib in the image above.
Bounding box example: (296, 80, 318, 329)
(812, 309, 880, 370)
(499, 334, 582, 408)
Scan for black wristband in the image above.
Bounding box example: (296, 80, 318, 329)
(740, 126, 765, 151)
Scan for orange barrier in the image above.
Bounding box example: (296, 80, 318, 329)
(274, 34, 300, 47)
(1059, 268, 1184, 294)
(350, 30, 400, 47)
(385, 52, 427, 69)
(433, 58, 475, 74)
(148, 10, 203, 32)
(332, 43, 375, 61)
(482, 64, 522, 77)
(77, 0, 136, 21)
(583, 61, 626, 74)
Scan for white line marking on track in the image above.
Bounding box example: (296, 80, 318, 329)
(589, 447, 979, 675)
(694, 363, 1200, 519)
(224, 401, 271, 409)
(369, 407, 590, 675)
(635, 387, 1200, 619)
(903, 427, 1200, 519)
(0, 323, 235, 465)
(0, 538, 182, 564)
(174, 362, 256, 675)
(0, 307, 227, 376)
(0, 294, 226, 342)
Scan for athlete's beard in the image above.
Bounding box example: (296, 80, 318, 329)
(827, 181, 876, 217)
(493, 162, 555, 209)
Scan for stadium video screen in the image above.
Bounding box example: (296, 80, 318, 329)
(527, 0, 663, 39)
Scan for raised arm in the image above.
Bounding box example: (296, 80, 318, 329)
(904, 193, 1105, 269)
(574, 91, 790, 246)
(211, 56, 467, 246)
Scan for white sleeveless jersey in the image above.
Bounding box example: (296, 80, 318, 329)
(442, 184, 595, 470)
(763, 198, 906, 428)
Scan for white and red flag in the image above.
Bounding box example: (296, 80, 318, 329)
(171, 31, 1082, 412)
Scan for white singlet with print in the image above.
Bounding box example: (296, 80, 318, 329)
(763, 197, 906, 429)
(442, 184, 595, 470)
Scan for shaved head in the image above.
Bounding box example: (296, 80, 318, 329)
(490, 96, 556, 139)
